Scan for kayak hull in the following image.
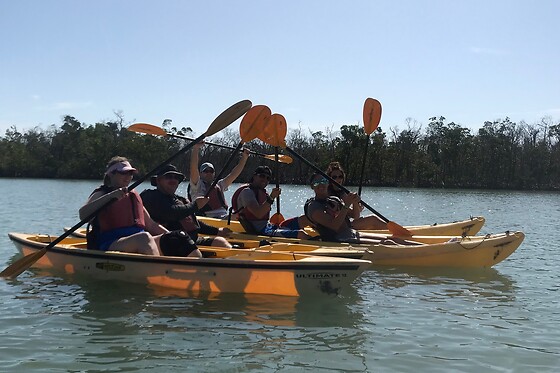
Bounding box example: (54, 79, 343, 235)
(360, 231, 524, 267)
(7, 233, 370, 297)
(239, 231, 525, 268)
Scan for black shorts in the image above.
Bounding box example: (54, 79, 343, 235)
(196, 236, 214, 247)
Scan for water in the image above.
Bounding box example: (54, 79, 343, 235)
(0, 178, 559, 372)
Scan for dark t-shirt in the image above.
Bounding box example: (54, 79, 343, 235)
(140, 189, 219, 240)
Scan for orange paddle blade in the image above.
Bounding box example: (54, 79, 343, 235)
(261, 113, 287, 147)
(363, 98, 382, 135)
(0, 248, 47, 278)
(128, 123, 168, 136)
(387, 221, 413, 237)
(270, 213, 285, 225)
(240, 105, 271, 142)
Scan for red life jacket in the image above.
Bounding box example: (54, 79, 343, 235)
(231, 184, 269, 221)
(188, 181, 227, 214)
(97, 189, 146, 232)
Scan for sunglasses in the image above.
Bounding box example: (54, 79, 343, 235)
(311, 178, 329, 187)
(202, 169, 215, 174)
(330, 174, 344, 180)
(256, 173, 271, 180)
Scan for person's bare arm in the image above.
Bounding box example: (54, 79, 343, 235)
(310, 204, 351, 232)
(143, 207, 169, 235)
(222, 148, 250, 187)
(189, 142, 204, 186)
(79, 188, 126, 220)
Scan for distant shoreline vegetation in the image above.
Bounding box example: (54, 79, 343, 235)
(1, 114, 559, 191)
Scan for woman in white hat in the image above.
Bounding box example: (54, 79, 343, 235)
(79, 156, 169, 255)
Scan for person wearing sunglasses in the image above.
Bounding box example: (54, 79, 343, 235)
(279, 160, 382, 231)
(231, 166, 311, 239)
(326, 161, 387, 231)
(188, 142, 251, 219)
(79, 157, 175, 256)
(304, 173, 409, 244)
(140, 164, 232, 251)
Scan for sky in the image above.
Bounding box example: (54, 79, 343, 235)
(1, 0, 559, 138)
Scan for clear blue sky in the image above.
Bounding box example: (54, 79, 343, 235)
(1, 0, 558, 137)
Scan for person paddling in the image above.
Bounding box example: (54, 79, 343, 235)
(279, 161, 387, 231)
(231, 165, 311, 239)
(305, 173, 416, 244)
(188, 142, 250, 219)
(326, 161, 387, 230)
(141, 164, 232, 248)
(79, 156, 200, 257)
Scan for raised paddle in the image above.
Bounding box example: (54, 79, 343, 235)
(357, 98, 382, 196)
(262, 113, 288, 225)
(128, 122, 293, 164)
(0, 100, 252, 279)
(204, 105, 269, 196)
(255, 105, 272, 143)
(277, 143, 413, 237)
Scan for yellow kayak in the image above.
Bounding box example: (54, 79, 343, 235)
(198, 216, 486, 237)
(58, 228, 523, 268)
(7, 232, 370, 297)
(226, 231, 524, 268)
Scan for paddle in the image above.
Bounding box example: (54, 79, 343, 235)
(277, 142, 413, 237)
(262, 113, 288, 225)
(0, 100, 252, 279)
(358, 98, 382, 196)
(204, 105, 268, 196)
(255, 106, 273, 143)
(128, 123, 292, 164)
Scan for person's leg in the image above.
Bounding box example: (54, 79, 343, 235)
(110, 232, 160, 255)
(278, 216, 300, 229)
(298, 215, 312, 228)
(266, 225, 312, 240)
(278, 215, 312, 230)
(296, 230, 312, 240)
(187, 248, 202, 257)
(211, 236, 232, 248)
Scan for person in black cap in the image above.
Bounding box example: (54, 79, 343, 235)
(304, 173, 416, 244)
(140, 164, 233, 249)
(188, 142, 250, 219)
(231, 165, 311, 239)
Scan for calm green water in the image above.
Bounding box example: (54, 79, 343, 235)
(0, 178, 558, 372)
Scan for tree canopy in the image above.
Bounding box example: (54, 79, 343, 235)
(1, 114, 559, 190)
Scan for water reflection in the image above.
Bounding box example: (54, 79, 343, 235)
(7, 271, 370, 370)
(366, 266, 516, 302)
(10, 268, 365, 328)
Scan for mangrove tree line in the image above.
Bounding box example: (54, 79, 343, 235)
(1, 114, 559, 190)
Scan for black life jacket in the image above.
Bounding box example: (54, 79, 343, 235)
(304, 196, 349, 242)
